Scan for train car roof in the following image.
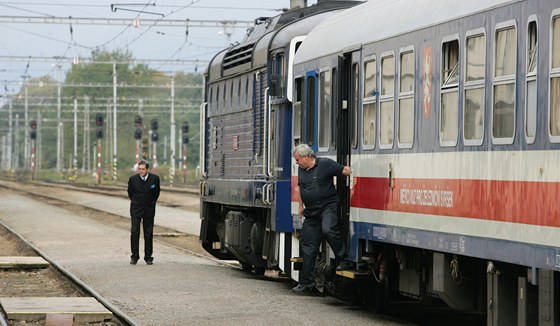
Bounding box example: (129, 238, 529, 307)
(294, 0, 519, 64)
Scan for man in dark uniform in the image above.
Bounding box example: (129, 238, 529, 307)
(127, 159, 160, 265)
(292, 144, 353, 294)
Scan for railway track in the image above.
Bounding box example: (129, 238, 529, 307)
(0, 221, 130, 325)
(0, 179, 244, 325)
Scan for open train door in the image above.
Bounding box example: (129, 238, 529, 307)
(335, 50, 359, 252)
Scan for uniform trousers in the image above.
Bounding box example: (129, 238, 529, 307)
(130, 215, 154, 261)
(299, 204, 345, 286)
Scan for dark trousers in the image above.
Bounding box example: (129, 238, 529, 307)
(130, 215, 154, 261)
(300, 204, 345, 286)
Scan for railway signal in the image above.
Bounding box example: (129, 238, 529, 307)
(95, 113, 104, 127)
(95, 113, 104, 139)
(151, 118, 158, 142)
(134, 115, 143, 140)
(182, 121, 189, 144)
(29, 120, 37, 140)
(29, 119, 37, 180)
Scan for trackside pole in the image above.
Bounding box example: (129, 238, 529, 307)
(96, 142, 102, 185)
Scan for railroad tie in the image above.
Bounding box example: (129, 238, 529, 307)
(0, 256, 49, 269)
(45, 313, 73, 326)
(0, 297, 113, 324)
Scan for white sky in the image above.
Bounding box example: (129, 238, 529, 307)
(0, 0, 318, 99)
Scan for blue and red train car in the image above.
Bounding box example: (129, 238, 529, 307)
(201, 1, 560, 325)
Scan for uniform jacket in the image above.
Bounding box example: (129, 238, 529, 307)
(127, 173, 160, 218)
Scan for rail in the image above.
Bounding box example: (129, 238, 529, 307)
(0, 220, 139, 326)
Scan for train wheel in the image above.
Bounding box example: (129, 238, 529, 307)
(241, 262, 252, 271)
(366, 277, 389, 314)
(254, 266, 266, 276)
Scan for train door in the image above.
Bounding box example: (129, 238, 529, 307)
(335, 50, 360, 250)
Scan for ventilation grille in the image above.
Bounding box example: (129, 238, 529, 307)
(223, 43, 255, 70)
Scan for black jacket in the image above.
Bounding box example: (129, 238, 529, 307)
(127, 173, 160, 218)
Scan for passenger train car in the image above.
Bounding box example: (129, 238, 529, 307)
(289, 0, 560, 325)
(199, 0, 361, 274)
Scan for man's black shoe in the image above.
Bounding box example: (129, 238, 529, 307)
(336, 260, 353, 271)
(291, 283, 317, 295)
(130, 258, 138, 265)
(146, 260, 153, 265)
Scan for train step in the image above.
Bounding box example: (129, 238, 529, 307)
(336, 270, 374, 280)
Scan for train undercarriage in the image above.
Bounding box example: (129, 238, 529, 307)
(335, 241, 559, 326)
(200, 202, 270, 275)
(200, 201, 559, 325)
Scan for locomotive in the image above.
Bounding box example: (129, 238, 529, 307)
(201, 1, 560, 325)
(199, 0, 362, 274)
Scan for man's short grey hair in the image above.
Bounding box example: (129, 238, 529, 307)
(138, 159, 150, 169)
(293, 144, 315, 157)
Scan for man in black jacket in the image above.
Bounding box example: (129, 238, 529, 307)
(127, 160, 160, 265)
(292, 144, 353, 294)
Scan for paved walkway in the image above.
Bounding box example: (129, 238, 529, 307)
(0, 184, 404, 326)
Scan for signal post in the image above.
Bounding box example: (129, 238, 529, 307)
(150, 118, 158, 173)
(134, 115, 143, 163)
(95, 113, 104, 184)
(29, 120, 37, 180)
(181, 121, 189, 183)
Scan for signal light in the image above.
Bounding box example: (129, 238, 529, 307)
(30, 120, 37, 140)
(151, 118, 158, 131)
(151, 131, 158, 142)
(96, 128, 104, 139)
(181, 121, 189, 134)
(182, 135, 189, 144)
(135, 115, 143, 126)
(134, 128, 142, 140)
(95, 113, 104, 127)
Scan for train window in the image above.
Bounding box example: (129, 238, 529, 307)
(526, 19, 537, 143)
(216, 85, 220, 113)
(464, 31, 486, 145)
(380, 53, 395, 148)
(550, 14, 560, 138)
(440, 37, 459, 146)
(398, 48, 414, 147)
(318, 70, 331, 151)
(493, 23, 517, 142)
(209, 88, 214, 115)
(362, 58, 377, 149)
(226, 82, 231, 112)
(306, 76, 316, 146)
(351, 63, 359, 148)
(331, 68, 338, 150)
(247, 76, 252, 109)
(272, 53, 286, 96)
(294, 77, 303, 145)
(236, 80, 241, 109)
(239, 78, 245, 109)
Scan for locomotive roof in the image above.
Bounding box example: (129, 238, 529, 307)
(207, 0, 361, 80)
(294, 0, 519, 64)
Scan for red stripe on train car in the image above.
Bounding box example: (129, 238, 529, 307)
(291, 176, 560, 227)
(350, 177, 560, 227)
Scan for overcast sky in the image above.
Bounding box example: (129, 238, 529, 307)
(0, 0, 318, 99)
